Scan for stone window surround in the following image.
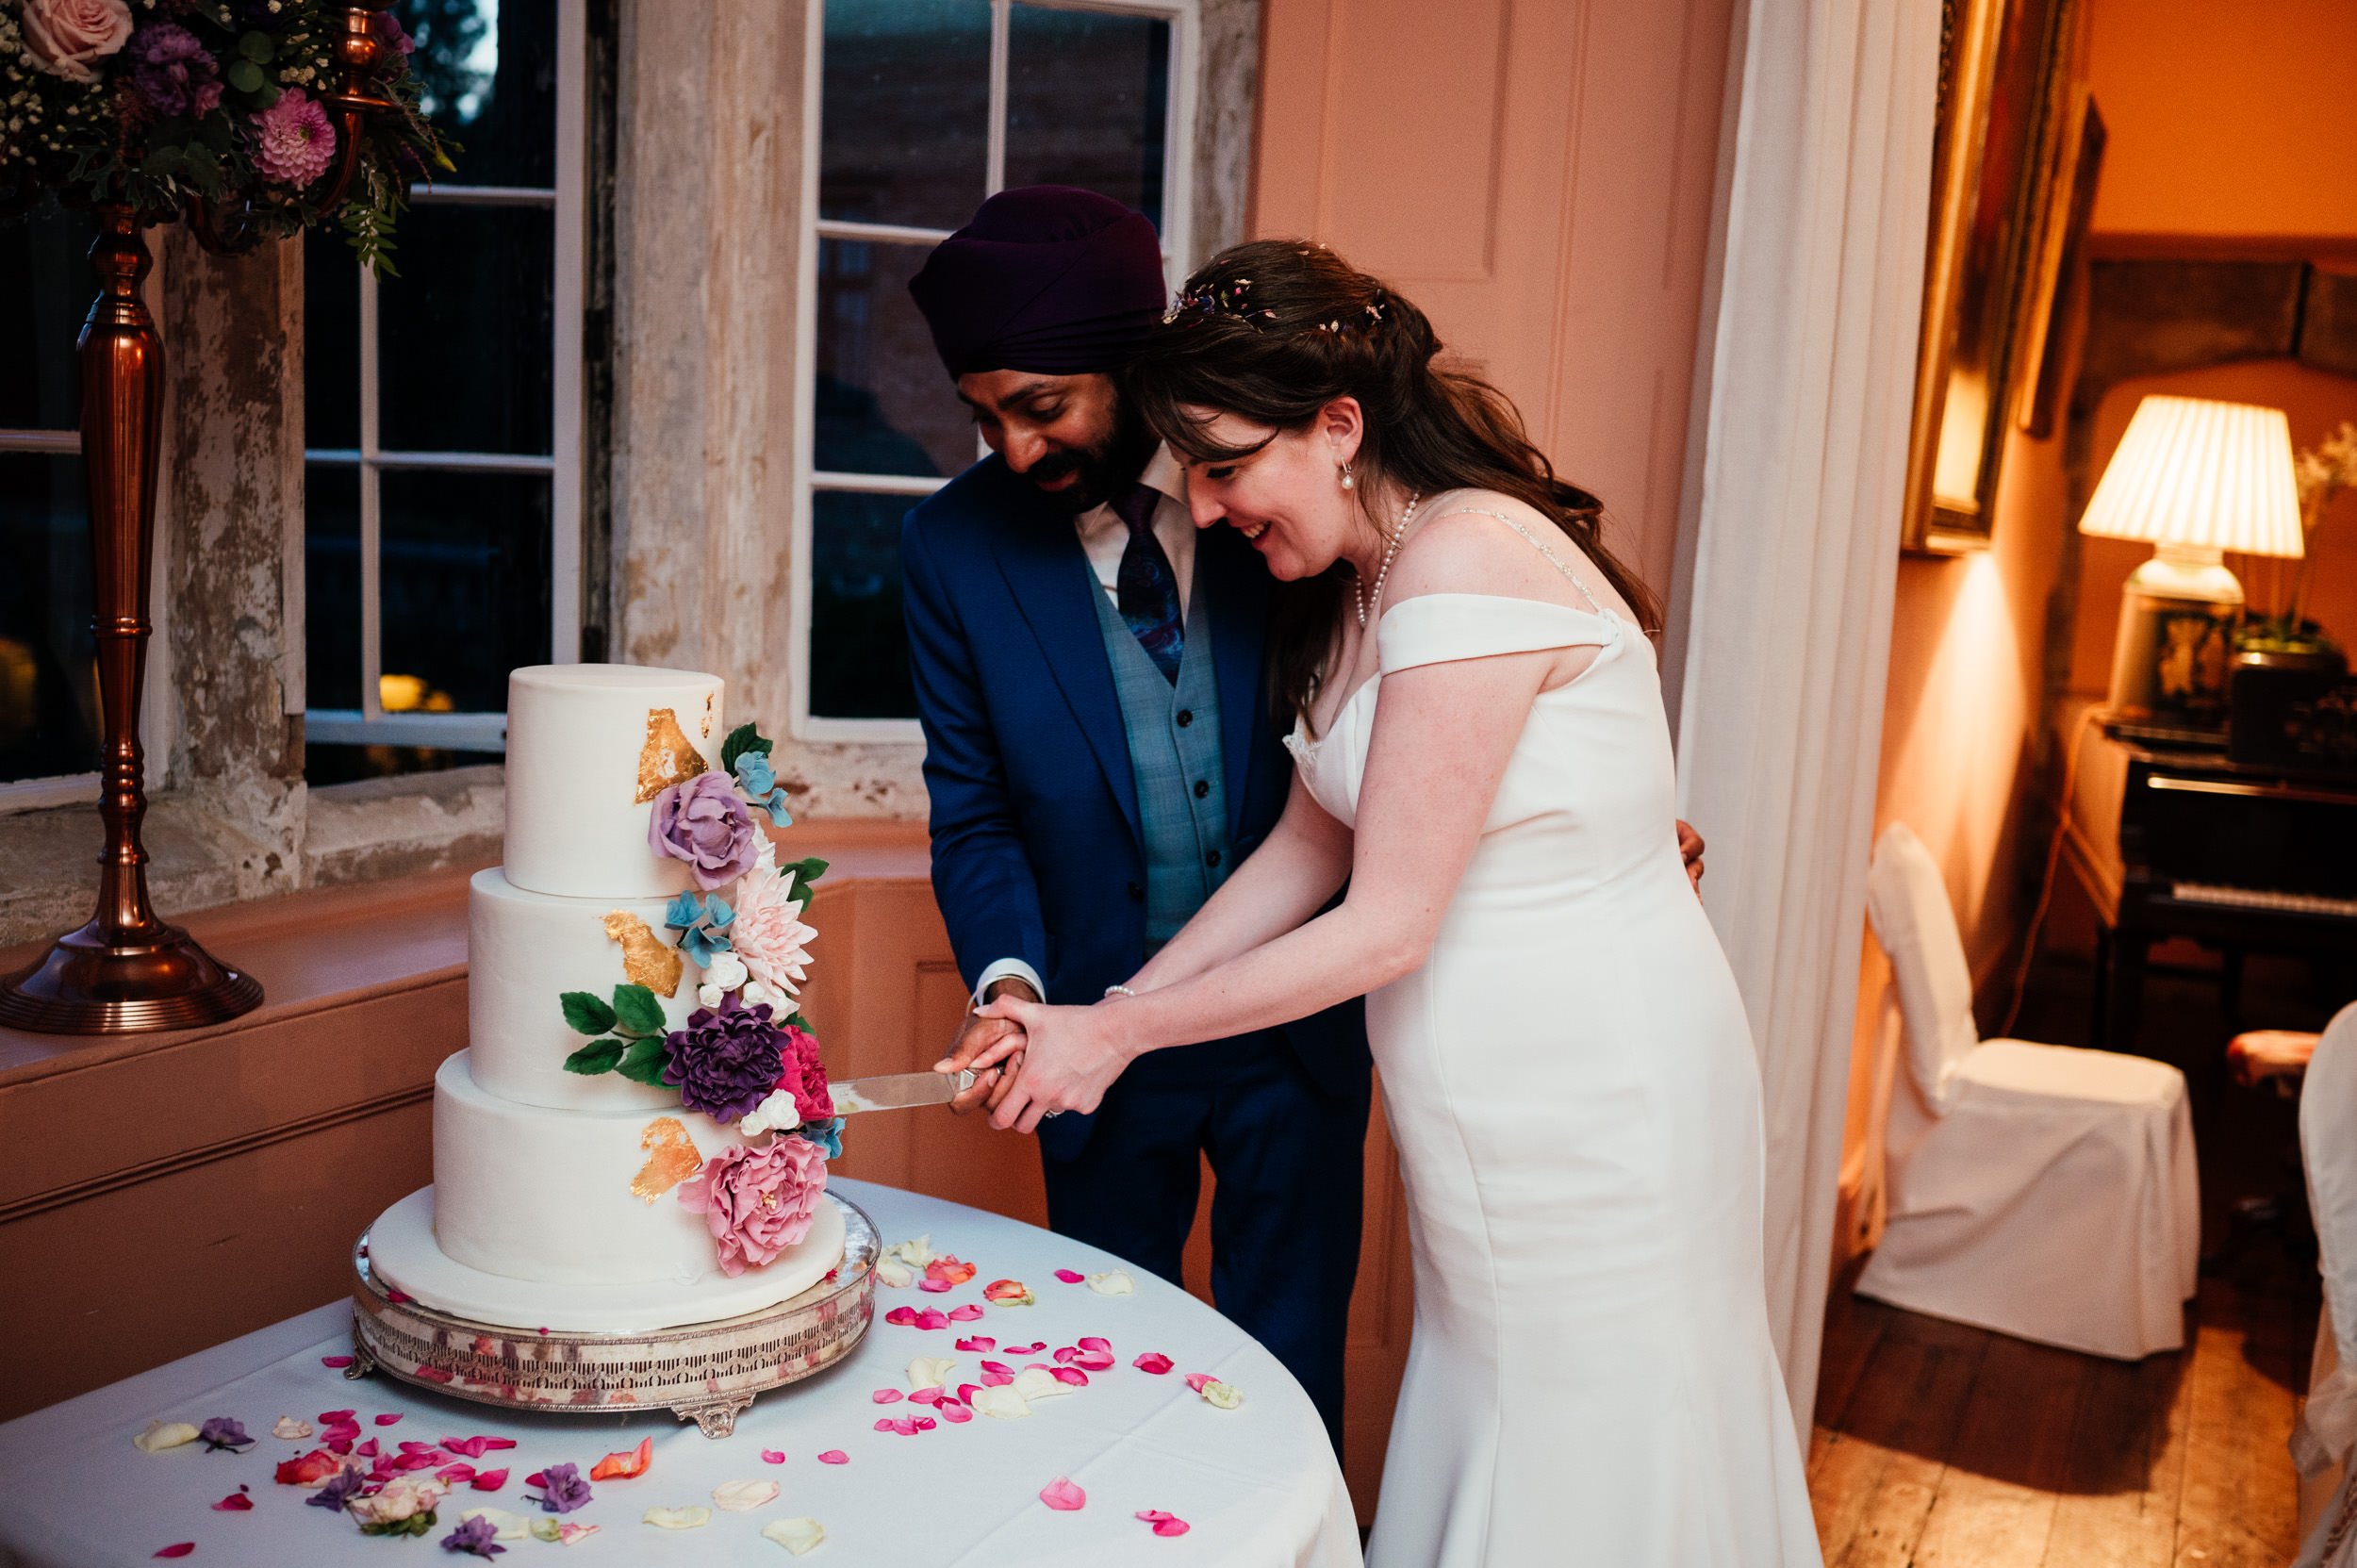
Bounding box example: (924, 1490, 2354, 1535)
(0, 0, 1261, 951)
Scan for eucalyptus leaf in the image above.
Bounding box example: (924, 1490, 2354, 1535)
(559, 991, 618, 1036)
(610, 983, 666, 1037)
(225, 58, 264, 93)
(238, 30, 275, 62)
(563, 1038, 627, 1076)
(616, 1037, 671, 1088)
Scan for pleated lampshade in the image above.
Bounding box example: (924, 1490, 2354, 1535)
(2079, 395, 2304, 558)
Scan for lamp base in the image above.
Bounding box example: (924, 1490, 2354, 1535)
(0, 918, 263, 1034)
(2104, 546, 2242, 727)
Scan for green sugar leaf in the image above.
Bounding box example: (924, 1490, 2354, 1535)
(563, 1038, 627, 1076)
(718, 722, 774, 776)
(559, 991, 617, 1036)
(611, 983, 667, 1036)
(781, 856, 829, 891)
(616, 1036, 671, 1087)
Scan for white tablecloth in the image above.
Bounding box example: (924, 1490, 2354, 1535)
(0, 1180, 1360, 1567)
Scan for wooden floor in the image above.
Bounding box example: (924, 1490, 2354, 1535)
(1809, 950, 2331, 1567)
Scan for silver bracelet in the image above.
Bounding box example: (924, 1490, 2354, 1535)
(1102, 984, 1137, 999)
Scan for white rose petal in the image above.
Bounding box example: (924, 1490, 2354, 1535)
(460, 1507, 531, 1541)
(874, 1257, 915, 1288)
(970, 1384, 1031, 1420)
(713, 1478, 781, 1512)
(907, 1357, 957, 1391)
(1199, 1379, 1244, 1410)
(270, 1416, 313, 1441)
(644, 1505, 713, 1530)
(763, 1516, 827, 1556)
(1086, 1269, 1135, 1296)
(1011, 1366, 1073, 1402)
(132, 1420, 200, 1453)
(886, 1235, 933, 1267)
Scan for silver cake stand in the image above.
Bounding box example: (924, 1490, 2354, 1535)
(343, 1192, 877, 1437)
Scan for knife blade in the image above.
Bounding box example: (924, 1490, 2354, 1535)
(830, 1069, 976, 1115)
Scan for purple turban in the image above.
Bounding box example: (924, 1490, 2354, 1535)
(907, 187, 1166, 378)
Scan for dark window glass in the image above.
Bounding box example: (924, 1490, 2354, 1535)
(379, 470, 552, 717)
(820, 0, 991, 229)
(305, 465, 363, 712)
(304, 740, 504, 786)
(1005, 6, 1170, 227)
(816, 238, 974, 479)
(810, 489, 917, 718)
(0, 206, 97, 433)
(377, 206, 554, 454)
(0, 453, 99, 782)
(398, 0, 559, 189)
(303, 228, 361, 452)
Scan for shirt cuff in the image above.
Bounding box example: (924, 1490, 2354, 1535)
(973, 957, 1047, 1007)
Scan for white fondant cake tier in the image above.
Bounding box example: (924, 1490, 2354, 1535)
(467, 868, 710, 1112)
(429, 1050, 828, 1288)
(367, 1185, 847, 1334)
(503, 664, 725, 900)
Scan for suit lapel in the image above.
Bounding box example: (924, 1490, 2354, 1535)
(989, 489, 1144, 850)
(1198, 524, 1273, 840)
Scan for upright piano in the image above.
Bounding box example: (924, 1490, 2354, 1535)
(2055, 700, 2357, 1053)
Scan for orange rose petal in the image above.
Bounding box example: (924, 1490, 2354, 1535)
(588, 1435, 652, 1481)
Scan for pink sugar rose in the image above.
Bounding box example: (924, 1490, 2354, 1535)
(650, 770, 760, 890)
(779, 1022, 833, 1121)
(252, 88, 338, 188)
(677, 1135, 828, 1277)
(730, 855, 816, 994)
(19, 0, 133, 82)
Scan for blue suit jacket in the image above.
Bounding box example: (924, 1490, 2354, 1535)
(901, 454, 1370, 1161)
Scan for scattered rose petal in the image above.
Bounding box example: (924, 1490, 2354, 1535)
(528, 1519, 601, 1545)
(939, 1401, 974, 1425)
(1184, 1373, 1215, 1394)
(272, 1416, 313, 1440)
(955, 1335, 996, 1352)
(760, 1450, 786, 1465)
(442, 1436, 519, 1459)
(916, 1308, 951, 1330)
(883, 1306, 920, 1327)
(910, 1387, 945, 1407)
(886, 1234, 932, 1265)
(980, 1370, 1013, 1387)
(211, 1494, 253, 1511)
(971, 1385, 1030, 1420)
(1199, 1378, 1244, 1409)
(1050, 1367, 1090, 1386)
(273, 1448, 345, 1487)
(872, 1418, 897, 1433)
(947, 1304, 985, 1323)
(1011, 1367, 1075, 1403)
(1133, 1352, 1174, 1375)
(981, 1359, 1014, 1377)
(713, 1478, 780, 1512)
(817, 1451, 849, 1465)
(984, 1279, 1036, 1307)
(891, 1416, 921, 1436)
(590, 1436, 653, 1480)
(154, 1545, 194, 1560)
(909, 1357, 957, 1391)
(524, 1472, 547, 1489)
(763, 1516, 827, 1556)
(1137, 1510, 1192, 1537)
(321, 1356, 354, 1369)
(471, 1469, 509, 1492)
(927, 1255, 978, 1286)
(1039, 1477, 1086, 1511)
(1003, 1342, 1047, 1356)
(874, 1258, 916, 1289)
(133, 1420, 200, 1454)
(871, 1389, 903, 1404)
(437, 1463, 478, 1484)
(1086, 1269, 1134, 1296)
(643, 1505, 711, 1530)
(917, 1277, 953, 1293)
(372, 1413, 404, 1427)
(1053, 1268, 1086, 1284)
(457, 1507, 530, 1542)
(913, 1416, 936, 1432)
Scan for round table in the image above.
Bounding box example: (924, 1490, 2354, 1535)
(0, 1179, 1360, 1567)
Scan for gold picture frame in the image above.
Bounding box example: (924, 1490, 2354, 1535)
(1902, 0, 2085, 553)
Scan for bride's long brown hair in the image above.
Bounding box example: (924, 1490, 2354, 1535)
(1125, 240, 1658, 726)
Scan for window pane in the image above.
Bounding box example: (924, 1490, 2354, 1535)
(305, 465, 363, 713)
(816, 238, 972, 478)
(303, 229, 361, 452)
(380, 470, 552, 716)
(0, 206, 98, 433)
(1005, 6, 1170, 227)
(400, 0, 559, 190)
(810, 489, 917, 719)
(305, 740, 504, 787)
(377, 206, 554, 454)
(0, 453, 100, 783)
(821, 0, 990, 229)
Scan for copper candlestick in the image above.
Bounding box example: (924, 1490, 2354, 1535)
(0, 207, 264, 1033)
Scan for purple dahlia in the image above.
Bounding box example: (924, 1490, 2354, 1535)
(661, 996, 788, 1123)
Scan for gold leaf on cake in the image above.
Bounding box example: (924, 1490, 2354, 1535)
(632, 1118, 702, 1203)
(635, 708, 707, 803)
(602, 910, 683, 998)
(701, 692, 716, 739)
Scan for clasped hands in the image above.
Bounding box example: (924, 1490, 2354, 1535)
(933, 977, 1129, 1135)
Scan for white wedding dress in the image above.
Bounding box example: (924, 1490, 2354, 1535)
(1285, 509, 1822, 1566)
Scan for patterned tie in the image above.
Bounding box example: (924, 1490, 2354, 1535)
(1113, 482, 1184, 682)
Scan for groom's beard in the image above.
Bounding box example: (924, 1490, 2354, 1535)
(1027, 397, 1159, 516)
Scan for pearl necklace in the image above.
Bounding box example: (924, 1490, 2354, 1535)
(1353, 490, 1424, 627)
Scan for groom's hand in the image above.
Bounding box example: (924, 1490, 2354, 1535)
(939, 977, 1036, 1114)
(1677, 819, 1706, 895)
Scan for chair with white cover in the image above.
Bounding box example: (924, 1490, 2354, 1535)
(1857, 822, 2200, 1359)
(2292, 1003, 2357, 1568)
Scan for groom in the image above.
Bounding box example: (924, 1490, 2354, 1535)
(898, 187, 1371, 1444)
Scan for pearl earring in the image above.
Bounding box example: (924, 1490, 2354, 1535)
(1339, 463, 1356, 490)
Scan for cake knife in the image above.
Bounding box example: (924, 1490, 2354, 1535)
(830, 1069, 976, 1115)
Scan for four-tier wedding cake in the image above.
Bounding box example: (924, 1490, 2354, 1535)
(363, 665, 848, 1334)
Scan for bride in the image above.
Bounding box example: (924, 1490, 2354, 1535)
(967, 240, 1822, 1566)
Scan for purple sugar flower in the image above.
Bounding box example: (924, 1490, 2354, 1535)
(661, 996, 788, 1124)
(649, 771, 759, 890)
(129, 23, 223, 117)
(440, 1514, 504, 1557)
(531, 1462, 592, 1514)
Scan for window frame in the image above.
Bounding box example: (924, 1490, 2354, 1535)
(302, 0, 588, 755)
(790, 0, 1200, 742)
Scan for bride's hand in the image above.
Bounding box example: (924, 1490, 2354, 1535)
(971, 994, 1131, 1134)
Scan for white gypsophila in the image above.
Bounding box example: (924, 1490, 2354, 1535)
(736, 1087, 799, 1137)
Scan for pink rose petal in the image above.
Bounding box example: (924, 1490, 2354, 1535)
(939, 1401, 974, 1425)
(872, 1389, 903, 1404)
(372, 1413, 403, 1427)
(761, 1450, 786, 1465)
(1054, 1269, 1085, 1283)
(873, 1418, 897, 1432)
(916, 1309, 951, 1330)
(1133, 1352, 1174, 1375)
(441, 1435, 517, 1458)
(470, 1469, 508, 1491)
(353, 1439, 378, 1459)
(909, 1388, 944, 1407)
(947, 1304, 985, 1322)
(818, 1451, 849, 1465)
(1184, 1373, 1215, 1394)
(891, 1417, 920, 1436)
(436, 1463, 476, 1484)
(319, 1410, 355, 1424)
(918, 1277, 953, 1293)
(320, 1355, 354, 1369)
(1053, 1345, 1077, 1363)
(211, 1494, 253, 1511)
(956, 1384, 985, 1405)
(981, 1360, 1014, 1377)
(1137, 1510, 1192, 1537)
(1050, 1367, 1090, 1386)
(883, 1307, 920, 1327)
(1004, 1342, 1046, 1356)
(913, 1416, 936, 1432)
(155, 1546, 195, 1560)
(524, 1471, 548, 1488)
(955, 1336, 996, 1352)
(981, 1371, 1013, 1387)
(1039, 1477, 1086, 1511)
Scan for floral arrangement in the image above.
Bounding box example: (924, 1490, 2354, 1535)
(0, 0, 453, 272)
(559, 720, 842, 1271)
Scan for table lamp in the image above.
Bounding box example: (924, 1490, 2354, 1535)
(2078, 394, 2304, 726)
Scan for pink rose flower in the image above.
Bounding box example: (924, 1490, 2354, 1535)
(649, 770, 760, 890)
(677, 1136, 828, 1277)
(19, 0, 133, 83)
(251, 87, 338, 189)
(730, 855, 816, 994)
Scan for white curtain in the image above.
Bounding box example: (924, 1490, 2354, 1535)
(1673, 0, 1941, 1438)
